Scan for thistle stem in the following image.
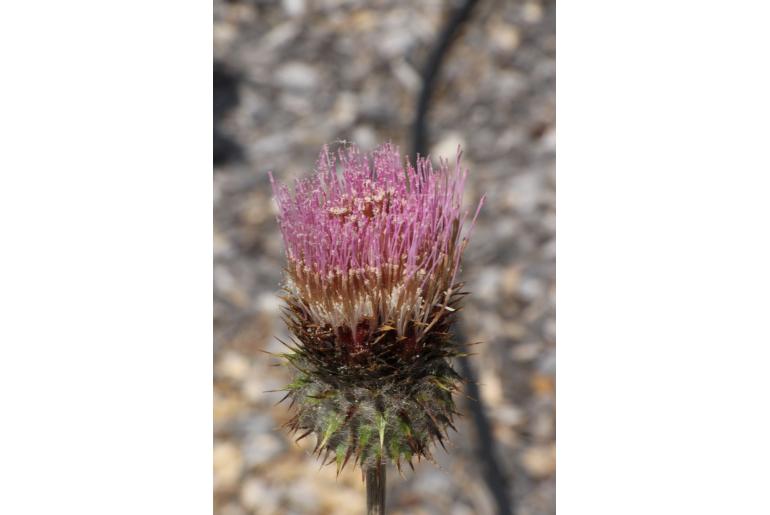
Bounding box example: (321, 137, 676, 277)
(365, 463, 386, 515)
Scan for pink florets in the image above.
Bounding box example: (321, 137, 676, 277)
(270, 143, 482, 337)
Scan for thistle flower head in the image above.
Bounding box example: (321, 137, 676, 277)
(271, 143, 482, 474)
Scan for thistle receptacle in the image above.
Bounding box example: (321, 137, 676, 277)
(270, 143, 482, 479)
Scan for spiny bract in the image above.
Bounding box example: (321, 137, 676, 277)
(270, 143, 482, 475)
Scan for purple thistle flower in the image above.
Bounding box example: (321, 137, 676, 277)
(270, 143, 482, 476)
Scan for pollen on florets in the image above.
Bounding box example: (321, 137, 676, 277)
(270, 143, 482, 475)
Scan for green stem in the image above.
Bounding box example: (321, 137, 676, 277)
(366, 462, 386, 515)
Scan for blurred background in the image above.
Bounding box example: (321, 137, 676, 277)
(214, 0, 554, 513)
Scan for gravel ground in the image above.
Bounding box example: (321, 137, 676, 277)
(214, 1, 554, 513)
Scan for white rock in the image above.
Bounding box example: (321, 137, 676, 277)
(431, 132, 466, 161)
(511, 342, 541, 362)
(376, 25, 414, 58)
(352, 125, 377, 152)
(490, 22, 520, 52)
(276, 62, 319, 91)
(495, 404, 526, 426)
(474, 268, 501, 303)
(479, 369, 503, 406)
(261, 22, 300, 52)
(521, 444, 556, 478)
(285, 480, 318, 513)
(282, 0, 306, 17)
(243, 433, 284, 467)
(519, 276, 544, 301)
(413, 469, 452, 496)
(213, 22, 237, 54)
(216, 351, 251, 382)
(391, 59, 421, 93)
(507, 172, 542, 215)
(331, 92, 358, 127)
(523, 1, 543, 23)
(241, 477, 279, 512)
(256, 292, 281, 314)
(213, 441, 243, 491)
(495, 70, 526, 100)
